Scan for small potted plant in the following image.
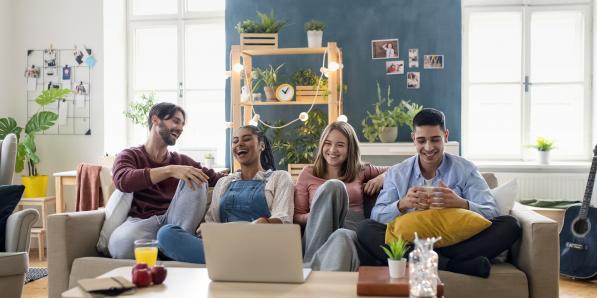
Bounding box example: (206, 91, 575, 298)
(291, 69, 328, 102)
(204, 152, 215, 168)
(304, 20, 326, 48)
(361, 82, 423, 143)
(529, 137, 555, 165)
(253, 64, 284, 101)
(381, 237, 409, 279)
(235, 10, 287, 49)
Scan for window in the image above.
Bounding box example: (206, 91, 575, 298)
(127, 0, 225, 166)
(462, 0, 592, 161)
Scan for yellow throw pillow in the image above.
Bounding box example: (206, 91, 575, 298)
(385, 208, 491, 248)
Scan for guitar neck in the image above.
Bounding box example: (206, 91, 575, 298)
(580, 156, 597, 219)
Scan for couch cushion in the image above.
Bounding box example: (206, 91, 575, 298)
(491, 179, 518, 216)
(96, 190, 133, 256)
(439, 263, 528, 298)
(0, 252, 28, 276)
(68, 257, 204, 289)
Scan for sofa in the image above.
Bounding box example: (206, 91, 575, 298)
(48, 173, 559, 298)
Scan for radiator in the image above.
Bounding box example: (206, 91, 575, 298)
(494, 173, 595, 205)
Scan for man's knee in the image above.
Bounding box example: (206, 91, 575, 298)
(356, 219, 381, 243)
(496, 215, 521, 232)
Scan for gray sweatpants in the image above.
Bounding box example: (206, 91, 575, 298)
(303, 179, 361, 272)
(108, 181, 208, 259)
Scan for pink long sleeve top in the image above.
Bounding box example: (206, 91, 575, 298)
(293, 164, 389, 225)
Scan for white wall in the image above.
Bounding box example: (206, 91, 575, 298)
(12, 0, 104, 200)
(0, 0, 14, 118)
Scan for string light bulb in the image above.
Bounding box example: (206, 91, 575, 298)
(248, 114, 260, 126)
(337, 114, 348, 122)
(233, 63, 244, 72)
(328, 62, 343, 71)
(299, 112, 309, 122)
(224, 71, 231, 79)
(224, 121, 232, 129)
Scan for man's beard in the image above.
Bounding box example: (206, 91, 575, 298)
(158, 121, 178, 146)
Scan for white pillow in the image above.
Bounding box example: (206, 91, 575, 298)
(96, 190, 133, 256)
(490, 179, 518, 216)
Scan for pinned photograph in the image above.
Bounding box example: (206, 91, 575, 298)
(371, 39, 399, 59)
(409, 49, 419, 68)
(44, 49, 56, 67)
(386, 60, 404, 75)
(47, 81, 61, 90)
(75, 81, 88, 95)
(407, 72, 420, 89)
(424, 55, 444, 69)
(62, 65, 72, 80)
(24, 65, 41, 78)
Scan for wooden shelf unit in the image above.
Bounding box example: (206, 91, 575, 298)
(230, 42, 344, 170)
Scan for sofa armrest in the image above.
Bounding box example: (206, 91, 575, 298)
(5, 209, 39, 252)
(48, 210, 105, 298)
(510, 209, 559, 298)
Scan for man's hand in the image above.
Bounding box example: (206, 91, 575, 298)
(168, 165, 209, 190)
(398, 186, 430, 212)
(428, 181, 469, 209)
(364, 175, 384, 196)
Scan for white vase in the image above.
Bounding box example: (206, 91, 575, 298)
(539, 150, 550, 165)
(307, 31, 323, 48)
(205, 159, 215, 168)
(379, 127, 398, 143)
(388, 258, 407, 279)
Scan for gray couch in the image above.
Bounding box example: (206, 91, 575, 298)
(48, 174, 559, 298)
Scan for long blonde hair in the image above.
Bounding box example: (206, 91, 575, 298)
(313, 121, 362, 182)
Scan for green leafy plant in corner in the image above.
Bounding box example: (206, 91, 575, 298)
(0, 88, 73, 175)
(304, 20, 326, 32)
(253, 64, 284, 88)
(381, 237, 409, 261)
(204, 152, 215, 160)
(235, 10, 288, 33)
(124, 92, 156, 128)
(361, 82, 423, 142)
(528, 137, 555, 151)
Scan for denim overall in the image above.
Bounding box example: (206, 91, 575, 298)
(219, 177, 271, 222)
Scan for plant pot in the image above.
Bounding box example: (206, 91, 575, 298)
(296, 85, 327, 102)
(379, 127, 398, 143)
(240, 33, 278, 49)
(539, 150, 550, 165)
(388, 258, 407, 279)
(205, 159, 215, 168)
(264, 86, 276, 101)
(21, 175, 49, 198)
(307, 30, 323, 48)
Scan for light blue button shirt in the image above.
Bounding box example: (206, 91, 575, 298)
(371, 153, 499, 224)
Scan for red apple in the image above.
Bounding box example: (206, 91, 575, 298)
(150, 265, 168, 285)
(132, 263, 149, 274)
(132, 267, 152, 287)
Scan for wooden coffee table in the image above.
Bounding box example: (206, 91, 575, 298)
(62, 267, 390, 298)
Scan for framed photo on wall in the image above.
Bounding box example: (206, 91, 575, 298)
(371, 39, 399, 59)
(424, 55, 444, 69)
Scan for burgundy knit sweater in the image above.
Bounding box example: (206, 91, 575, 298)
(112, 145, 223, 219)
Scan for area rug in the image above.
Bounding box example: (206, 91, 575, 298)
(25, 267, 48, 284)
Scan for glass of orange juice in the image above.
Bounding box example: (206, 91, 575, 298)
(134, 239, 158, 267)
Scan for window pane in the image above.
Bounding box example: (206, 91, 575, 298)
(185, 23, 226, 89)
(131, 0, 177, 16)
(134, 26, 178, 90)
(529, 84, 584, 157)
(187, 0, 224, 12)
(178, 90, 226, 165)
(467, 84, 522, 156)
(468, 12, 522, 82)
(530, 11, 584, 83)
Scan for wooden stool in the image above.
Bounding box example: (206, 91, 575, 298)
(30, 228, 46, 260)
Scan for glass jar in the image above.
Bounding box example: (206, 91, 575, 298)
(409, 236, 440, 298)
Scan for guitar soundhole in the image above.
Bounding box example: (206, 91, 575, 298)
(572, 218, 589, 235)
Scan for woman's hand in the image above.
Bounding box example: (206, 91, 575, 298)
(252, 217, 270, 224)
(364, 175, 384, 196)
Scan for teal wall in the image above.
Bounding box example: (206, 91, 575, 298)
(225, 0, 461, 166)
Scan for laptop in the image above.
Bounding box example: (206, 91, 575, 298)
(201, 223, 312, 283)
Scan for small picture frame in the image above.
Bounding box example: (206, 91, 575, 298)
(44, 49, 56, 67)
(386, 61, 404, 75)
(407, 72, 420, 89)
(409, 49, 419, 68)
(371, 39, 399, 59)
(62, 65, 72, 80)
(25, 65, 41, 78)
(75, 81, 88, 95)
(424, 55, 444, 69)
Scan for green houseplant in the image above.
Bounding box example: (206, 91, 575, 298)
(528, 137, 555, 165)
(235, 10, 288, 33)
(253, 64, 284, 101)
(204, 152, 215, 168)
(381, 237, 410, 278)
(304, 20, 326, 48)
(0, 88, 72, 197)
(291, 69, 328, 102)
(124, 93, 156, 128)
(361, 82, 423, 143)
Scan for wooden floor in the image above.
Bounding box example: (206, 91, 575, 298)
(21, 249, 597, 298)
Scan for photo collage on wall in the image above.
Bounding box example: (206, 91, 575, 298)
(371, 38, 444, 89)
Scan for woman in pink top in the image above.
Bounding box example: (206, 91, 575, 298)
(298, 122, 388, 270)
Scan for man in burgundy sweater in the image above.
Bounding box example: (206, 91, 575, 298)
(108, 102, 225, 259)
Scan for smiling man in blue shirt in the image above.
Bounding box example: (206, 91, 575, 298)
(356, 108, 521, 278)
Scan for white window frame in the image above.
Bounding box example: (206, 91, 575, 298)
(126, 0, 225, 159)
(462, 0, 593, 161)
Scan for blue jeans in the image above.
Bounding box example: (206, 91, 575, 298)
(157, 224, 205, 263)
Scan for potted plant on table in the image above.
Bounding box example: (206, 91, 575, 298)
(0, 88, 73, 197)
(291, 69, 328, 102)
(304, 20, 326, 48)
(253, 64, 284, 101)
(235, 10, 287, 49)
(528, 137, 555, 165)
(381, 237, 409, 279)
(204, 152, 216, 168)
(361, 82, 423, 143)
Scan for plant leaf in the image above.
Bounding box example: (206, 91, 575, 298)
(25, 111, 58, 134)
(0, 117, 22, 140)
(15, 143, 26, 173)
(35, 88, 73, 106)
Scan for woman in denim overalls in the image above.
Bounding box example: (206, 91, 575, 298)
(157, 126, 295, 263)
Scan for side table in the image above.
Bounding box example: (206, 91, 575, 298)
(16, 196, 56, 260)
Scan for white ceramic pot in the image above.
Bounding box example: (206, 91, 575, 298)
(307, 30, 323, 48)
(379, 127, 398, 143)
(539, 150, 550, 165)
(388, 258, 407, 279)
(205, 159, 215, 168)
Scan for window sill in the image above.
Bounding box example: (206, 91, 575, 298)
(473, 160, 591, 173)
